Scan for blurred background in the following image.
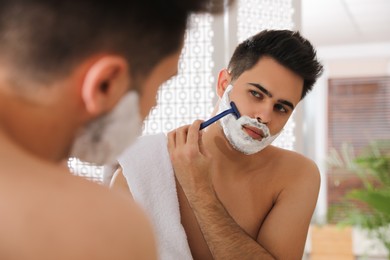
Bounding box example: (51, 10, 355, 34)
(301, 1, 390, 259)
(70, 1, 390, 259)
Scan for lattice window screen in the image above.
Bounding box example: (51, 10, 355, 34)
(237, 0, 296, 150)
(237, 0, 294, 42)
(68, 158, 103, 184)
(143, 14, 215, 134)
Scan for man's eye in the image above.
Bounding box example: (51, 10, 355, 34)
(250, 90, 263, 99)
(275, 104, 288, 113)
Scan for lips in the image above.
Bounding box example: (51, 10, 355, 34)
(242, 125, 265, 140)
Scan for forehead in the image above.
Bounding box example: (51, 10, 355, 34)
(235, 56, 303, 104)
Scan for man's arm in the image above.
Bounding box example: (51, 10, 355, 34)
(168, 120, 320, 259)
(179, 180, 276, 259)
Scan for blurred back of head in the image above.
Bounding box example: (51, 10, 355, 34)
(0, 0, 233, 87)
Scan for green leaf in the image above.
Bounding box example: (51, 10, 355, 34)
(348, 190, 390, 215)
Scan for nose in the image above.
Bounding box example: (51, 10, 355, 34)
(255, 107, 272, 124)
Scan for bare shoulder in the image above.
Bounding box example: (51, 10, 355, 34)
(0, 156, 156, 260)
(268, 145, 320, 185)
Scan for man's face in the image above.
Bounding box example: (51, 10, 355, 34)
(228, 56, 303, 137)
(137, 49, 182, 120)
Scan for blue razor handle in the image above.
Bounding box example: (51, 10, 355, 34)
(199, 101, 241, 130)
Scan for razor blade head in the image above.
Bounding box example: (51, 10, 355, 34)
(230, 101, 241, 119)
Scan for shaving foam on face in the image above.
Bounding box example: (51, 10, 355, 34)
(218, 85, 280, 155)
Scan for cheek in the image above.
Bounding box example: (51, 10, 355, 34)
(230, 95, 253, 117)
(228, 91, 248, 112)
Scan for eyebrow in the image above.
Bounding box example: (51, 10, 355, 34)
(248, 82, 295, 110)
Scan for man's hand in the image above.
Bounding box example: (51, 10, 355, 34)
(167, 120, 213, 199)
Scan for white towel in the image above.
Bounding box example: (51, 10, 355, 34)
(118, 133, 193, 260)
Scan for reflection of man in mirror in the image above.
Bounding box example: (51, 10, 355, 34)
(112, 29, 324, 259)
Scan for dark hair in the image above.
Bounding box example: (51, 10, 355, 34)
(0, 0, 232, 85)
(227, 30, 323, 99)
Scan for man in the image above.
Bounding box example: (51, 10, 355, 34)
(112, 29, 324, 259)
(0, 0, 230, 259)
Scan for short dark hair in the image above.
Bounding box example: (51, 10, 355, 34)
(227, 30, 323, 99)
(0, 0, 232, 85)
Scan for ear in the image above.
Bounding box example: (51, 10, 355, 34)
(216, 69, 232, 98)
(81, 56, 130, 116)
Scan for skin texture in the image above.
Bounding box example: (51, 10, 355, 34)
(0, 47, 181, 260)
(112, 56, 320, 259)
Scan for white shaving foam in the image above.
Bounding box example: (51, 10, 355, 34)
(218, 84, 280, 155)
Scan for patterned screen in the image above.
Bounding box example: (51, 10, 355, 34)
(237, 0, 294, 42)
(143, 14, 215, 134)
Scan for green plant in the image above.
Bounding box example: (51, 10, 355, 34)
(327, 140, 390, 256)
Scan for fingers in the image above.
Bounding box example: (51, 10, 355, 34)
(167, 124, 191, 158)
(187, 120, 203, 146)
(167, 129, 176, 154)
(175, 125, 190, 146)
(168, 120, 204, 155)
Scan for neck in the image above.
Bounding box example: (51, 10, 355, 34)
(0, 83, 80, 163)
